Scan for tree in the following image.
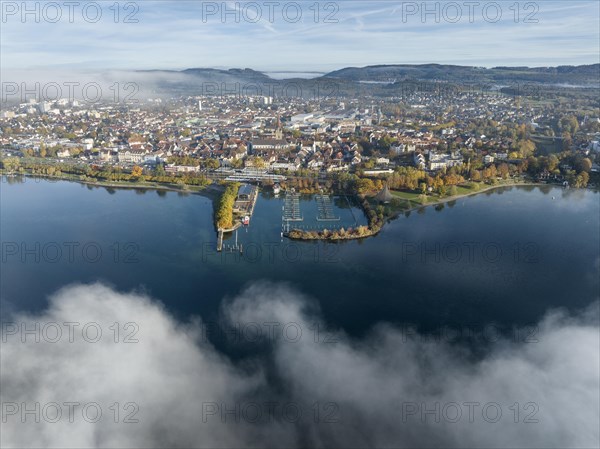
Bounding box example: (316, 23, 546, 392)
(131, 166, 143, 177)
(562, 132, 573, 151)
(363, 159, 375, 169)
(498, 163, 510, 179)
(517, 139, 536, 158)
(204, 158, 220, 170)
(559, 115, 579, 135)
(250, 156, 266, 169)
(575, 158, 592, 173)
(230, 158, 244, 169)
(355, 178, 375, 195)
(470, 169, 482, 182)
(1, 157, 20, 171)
(547, 155, 559, 172)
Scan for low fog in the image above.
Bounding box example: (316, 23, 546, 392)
(1, 282, 598, 448)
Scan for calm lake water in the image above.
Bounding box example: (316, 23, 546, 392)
(1, 176, 598, 341)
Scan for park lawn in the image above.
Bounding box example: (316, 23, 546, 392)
(386, 190, 426, 210)
(454, 186, 473, 196)
(390, 189, 421, 200)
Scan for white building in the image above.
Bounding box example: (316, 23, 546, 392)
(82, 138, 94, 151)
(391, 143, 415, 155)
(413, 153, 426, 169)
(118, 149, 147, 163)
(428, 151, 463, 171)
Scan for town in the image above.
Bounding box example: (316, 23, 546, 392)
(2, 84, 599, 226)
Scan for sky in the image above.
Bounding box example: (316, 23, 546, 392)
(1, 1, 599, 73)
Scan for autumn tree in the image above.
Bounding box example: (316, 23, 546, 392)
(131, 166, 143, 177)
(355, 178, 375, 195)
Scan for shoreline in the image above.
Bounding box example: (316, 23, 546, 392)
(396, 179, 600, 215)
(397, 181, 544, 216)
(284, 180, 554, 242)
(4, 172, 593, 243)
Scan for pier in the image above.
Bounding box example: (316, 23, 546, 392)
(217, 230, 224, 251)
(315, 194, 340, 221)
(283, 191, 303, 222)
(281, 190, 303, 234)
(218, 227, 243, 253)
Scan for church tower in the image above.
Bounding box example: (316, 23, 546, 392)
(275, 113, 283, 140)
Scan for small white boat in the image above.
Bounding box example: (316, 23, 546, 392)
(242, 215, 250, 226)
(273, 184, 281, 195)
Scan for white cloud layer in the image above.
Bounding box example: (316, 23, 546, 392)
(1, 282, 598, 448)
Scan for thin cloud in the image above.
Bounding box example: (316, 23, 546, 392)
(1, 1, 599, 70)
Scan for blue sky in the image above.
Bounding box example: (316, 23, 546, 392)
(1, 1, 599, 72)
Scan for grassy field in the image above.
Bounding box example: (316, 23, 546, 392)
(454, 186, 473, 196)
(387, 190, 426, 210)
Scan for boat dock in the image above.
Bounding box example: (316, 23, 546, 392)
(315, 194, 340, 221)
(283, 191, 303, 222)
(218, 227, 243, 253)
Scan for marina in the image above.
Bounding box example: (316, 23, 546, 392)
(215, 187, 368, 247)
(315, 194, 340, 221)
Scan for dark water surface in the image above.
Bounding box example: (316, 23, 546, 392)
(1, 177, 598, 339)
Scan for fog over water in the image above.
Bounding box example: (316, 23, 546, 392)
(1, 282, 598, 448)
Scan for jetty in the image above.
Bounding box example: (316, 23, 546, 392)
(217, 184, 258, 252)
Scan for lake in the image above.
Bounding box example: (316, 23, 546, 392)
(1, 176, 598, 344)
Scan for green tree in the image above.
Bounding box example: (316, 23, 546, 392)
(204, 158, 220, 170)
(1, 157, 20, 171)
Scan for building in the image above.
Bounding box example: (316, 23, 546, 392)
(237, 184, 255, 201)
(428, 151, 463, 171)
(413, 153, 426, 169)
(118, 149, 147, 163)
(251, 139, 291, 151)
(233, 184, 258, 214)
(165, 164, 200, 174)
